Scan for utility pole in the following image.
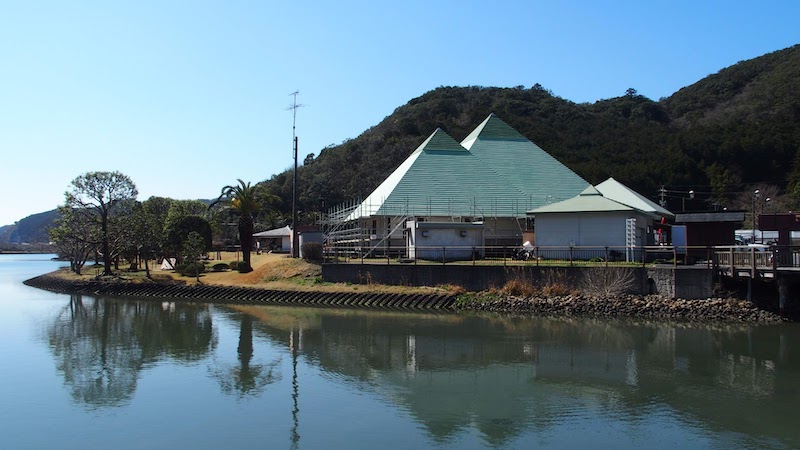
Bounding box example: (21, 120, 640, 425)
(659, 186, 667, 207)
(288, 91, 304, 258)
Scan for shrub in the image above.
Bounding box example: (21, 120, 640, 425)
(581, 267, 635, 297)
(301, 242, 324, 262)
(181, 262, 206, 277)
(541, 270, 575, 297)
(541, 282, 574, 297)
(499, 278, 538, 297)
(173, 263, 188, 273)
(236, 261, 252, 273)
(438, 284, 467, 295)
(212, 263, 229, 272)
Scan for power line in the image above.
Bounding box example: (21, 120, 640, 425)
(661, 179, 790, 190)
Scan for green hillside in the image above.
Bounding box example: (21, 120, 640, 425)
(0, 209, 59, 248)
(9, 44, 800, 243)
(264, 44, 800, 218)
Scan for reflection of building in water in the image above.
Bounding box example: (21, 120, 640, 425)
(237, 305, 798, 447)
(241, 307, 649, 445)
(640, 326, 779, 398)
(533, 345, 638, 386)
(716, 354, 775, 397)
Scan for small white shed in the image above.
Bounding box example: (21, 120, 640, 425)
(406, 221, 485, 261)
(253, 226, 292, 253)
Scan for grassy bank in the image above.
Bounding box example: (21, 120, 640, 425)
(37, 252, 787, 323)
(55, 252, 460, 296)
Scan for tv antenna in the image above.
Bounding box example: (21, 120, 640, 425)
(287, 91, 305, 258)
(286, 91, 305, 152)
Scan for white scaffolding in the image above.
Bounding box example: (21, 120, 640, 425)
(322, 194, 557, 257)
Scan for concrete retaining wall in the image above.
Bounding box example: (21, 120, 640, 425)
(323, 264, 715, 299)
(23, 274, 456, 309)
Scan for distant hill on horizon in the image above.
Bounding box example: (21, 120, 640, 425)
(0, 209, 58, 245)
(9, 43, 800, 243)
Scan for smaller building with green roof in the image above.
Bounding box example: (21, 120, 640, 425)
(527, 178, 673, 257)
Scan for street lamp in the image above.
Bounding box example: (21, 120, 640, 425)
(752, 189, 760, 243)
(682, 190, 695, 211)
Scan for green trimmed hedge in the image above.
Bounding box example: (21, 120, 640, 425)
(181, 262, 206, 277)
(212, 263, 230, 272)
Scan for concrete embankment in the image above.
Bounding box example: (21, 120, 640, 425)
(24, 273, 785, 322)
(23, 273, 456, 309)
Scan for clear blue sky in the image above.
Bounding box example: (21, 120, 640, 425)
(1, 0, 798, 226)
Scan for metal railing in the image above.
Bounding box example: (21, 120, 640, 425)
(325, 245, 661, 267)
(322, 244, 800, 271)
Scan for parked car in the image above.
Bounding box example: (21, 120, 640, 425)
(733, 244, 771, 252)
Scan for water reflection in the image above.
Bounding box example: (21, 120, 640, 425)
(47, 295, 216, 408)
(209, 314, 282, 398)
(40, 293, 800, 447)
(233, 306, 800, 448)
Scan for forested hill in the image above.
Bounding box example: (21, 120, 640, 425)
(0, 209, 58, 245)
(7, 44, 800, 243)
(263, 44, 800, 216)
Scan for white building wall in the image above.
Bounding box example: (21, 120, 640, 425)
(535, 212, 650, 248)
(280, 236, 291, 252)
(406, 221, 485, 260)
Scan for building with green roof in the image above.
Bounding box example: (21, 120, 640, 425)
(527, 179, 673, 260)
(462, 114, 590, 211)
(326, 115, 590, 256)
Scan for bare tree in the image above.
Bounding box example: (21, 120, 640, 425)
(581, 267, 636, 297)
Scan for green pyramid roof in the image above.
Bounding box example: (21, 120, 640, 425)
(348, 115, 590, 220)
(462, 114, 590, 210)
(462, 113, 527, 144)
(346, 128, 522, 220)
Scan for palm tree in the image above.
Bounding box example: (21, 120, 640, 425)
(212, 180, 275, 271)
(209, 313, 281, 398)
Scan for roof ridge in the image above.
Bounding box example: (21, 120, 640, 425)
(422, 128, 468, 152)
(461, 114, 527, 148)
(595, 177, 674, 217)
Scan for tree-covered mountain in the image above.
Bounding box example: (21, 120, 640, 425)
(0, 209, 59, 249)
(8, 44, 800, 244)
(264, 44, 800, 218)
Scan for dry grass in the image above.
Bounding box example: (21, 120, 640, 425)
(202, 253, 320, 286)
(51, 251, 457, 295)
(540, 270, 577, 297)
(499, 277, 539, 297)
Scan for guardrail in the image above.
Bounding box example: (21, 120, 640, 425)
(324, 245, 685, 267)
(323, 244, 800, 271)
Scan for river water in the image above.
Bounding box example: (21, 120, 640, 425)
(2, 254, 799, 449)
